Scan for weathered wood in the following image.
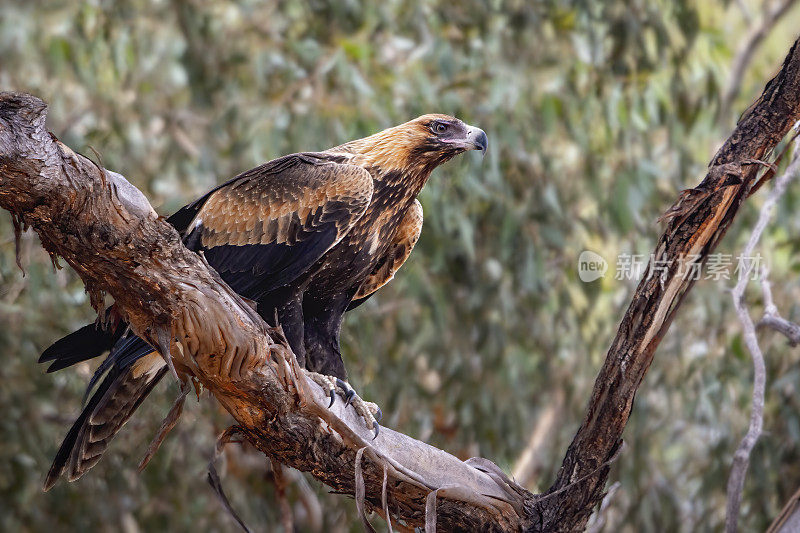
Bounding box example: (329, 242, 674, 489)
(2, 34, 800, 531)
(529, 37, 800, 532)
(0, 92, 527, 532)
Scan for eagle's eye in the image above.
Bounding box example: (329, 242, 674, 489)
(432, 122, 448, 134)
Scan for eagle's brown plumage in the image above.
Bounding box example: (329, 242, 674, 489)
(351, 198, 423, 304)
(39, 114, 487, 489)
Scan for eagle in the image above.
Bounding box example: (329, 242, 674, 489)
(39, 114, 488, 489)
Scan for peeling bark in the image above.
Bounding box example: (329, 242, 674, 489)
(2, 34, 800, 532)
(0, 92, 527, 532)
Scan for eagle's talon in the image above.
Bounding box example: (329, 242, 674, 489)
(305, 371, 381, 436)
(328, 388, 336, 408)
(305, 371, 338, 408)
(336, 378, 357, 406)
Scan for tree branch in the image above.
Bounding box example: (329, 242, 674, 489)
(727, 144, 800, 533)
(530, 37, 800, 532)
(512, 389, 563, 488)
(768, 485, 800, 533)
(0, 92, 528, 532)
(758, 274, 800, 345)
(3, 34, 800, 532)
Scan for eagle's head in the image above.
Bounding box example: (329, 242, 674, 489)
(404, 113, 488, 159)
(343, 114, 488, 178)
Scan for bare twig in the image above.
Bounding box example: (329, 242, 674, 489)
(758, 274, 800, 345)
(585, 482, 622, 533)
(4, 34, 800, 531)
(270, 460, 295, 533)
(138, 384, 191, 471)
(759, 315, 800, 345)
(512, 389, 564, 487)
(291, 470, 323, 532)
(726, 135, 800, 533)
(767, 485, 800, 533)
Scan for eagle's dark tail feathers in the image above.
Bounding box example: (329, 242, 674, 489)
(39, 321, 125, 373)
(39, 193, 203, 491)
(42, 333, 167, 491)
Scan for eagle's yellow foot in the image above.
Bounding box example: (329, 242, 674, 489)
(305, 372, 382, 439)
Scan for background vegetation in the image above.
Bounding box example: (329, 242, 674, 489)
(1, 1, 800, 531)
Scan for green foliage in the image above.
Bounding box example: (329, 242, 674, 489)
(1, 0, 800, 530)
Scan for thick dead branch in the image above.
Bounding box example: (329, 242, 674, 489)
(0, 92, 528, 532)
(3, 35, 800, 532)
(529, 37, 800, 532)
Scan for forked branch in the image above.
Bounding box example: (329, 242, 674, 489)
(2, 34, 800, 533)
(0, 92, 528, 532)
(531, 36, 800, 532)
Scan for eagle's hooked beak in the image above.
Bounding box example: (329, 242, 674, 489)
(465, 126, 488, 157)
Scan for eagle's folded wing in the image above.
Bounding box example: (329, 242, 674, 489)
(178, 152, 374, 299)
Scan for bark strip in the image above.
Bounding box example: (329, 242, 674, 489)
(2, 35, 800, 532)
(0, 92, 526, 532)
